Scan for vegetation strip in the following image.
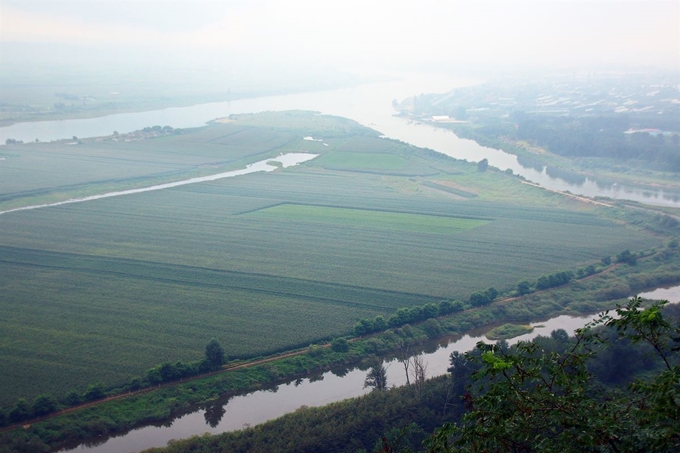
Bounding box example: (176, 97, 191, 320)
(2, 243, 679, 451)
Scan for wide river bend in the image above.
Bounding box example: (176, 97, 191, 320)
(2, 74, 679, 207)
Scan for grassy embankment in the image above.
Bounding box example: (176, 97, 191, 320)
(431, 121, 680, 194)
(2, 241, 680, 452)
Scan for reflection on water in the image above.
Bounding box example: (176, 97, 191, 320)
(203, 403, 226, 429)
(61, 285, 680, 453)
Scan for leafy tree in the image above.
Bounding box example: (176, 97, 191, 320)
(535, 275, 550, 290)
(617, 248, 638, 265)
(485, 287, 498, 301)
(159, 362, 179, 382)
(536, 270, 574, 290)
(331, 337, 350, 353)
(354, 319, 374, 336)
(438, 300, 454, 315)
(64, 391, 81, 407)
(516, 280, 531, 295)
(9, 399, 32, 423)
(373, 315, 387, 332)
(422, 318, 443, 339)
(84, 383, 105, 402)
(408, 306, 424, 322)
(147, 367, 163, 385)
(428, 297, 680, 452)
(477, 158, 489, 172)
(439, 299, 464, 315)
(469, 292, 490, 307)
(205, 339, 225, 369)
(422, 302, 440, 319)
(128, 377, 142, 391)
(31, 394, 57, 417)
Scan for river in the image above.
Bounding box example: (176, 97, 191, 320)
(60, 285, 680, 453)
(2, 73, 679, 207)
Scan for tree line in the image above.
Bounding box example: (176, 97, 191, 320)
(138, 298, 680, 453)
(0, 339, 225, 428)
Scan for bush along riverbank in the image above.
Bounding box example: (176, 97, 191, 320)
(1, 244, 680, 453)
(141, 300, 680, 453)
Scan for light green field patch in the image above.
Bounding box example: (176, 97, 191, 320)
(486, 323, 534, 340)
(315, 152, 410, 171)
(248, 204, 490, 234)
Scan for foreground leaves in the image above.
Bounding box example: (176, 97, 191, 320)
(430, 297, 680, 452)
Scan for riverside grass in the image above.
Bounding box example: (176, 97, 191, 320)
(0, 111, 662, 405)
(4, 248, 680, 453)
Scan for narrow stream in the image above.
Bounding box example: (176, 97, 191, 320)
(60, 285, 680, 453)
(0, 153, 317, 216)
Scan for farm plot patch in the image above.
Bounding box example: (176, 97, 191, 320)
(246, 204, 490, 234)
(314, 152, 411, 172)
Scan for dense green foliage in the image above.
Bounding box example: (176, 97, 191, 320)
(432, 298, 680, 452)
(2, 247, 679, 451)
(513, 115, 680, 170)
(408, 76, 680, 173)
(140, 378, 454, 453)
(127, 299, 679, 453)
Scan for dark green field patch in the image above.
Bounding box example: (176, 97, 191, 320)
(421, 180, 478, 198)
(246, 204, 490, 234)
(314, 152, 410, 172)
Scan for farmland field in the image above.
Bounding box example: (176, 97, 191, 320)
(0, 111, 661, 405)
(246, 204, 490, 233)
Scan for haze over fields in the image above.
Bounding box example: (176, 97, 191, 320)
(1, 2, 680, 453)
(1, 0, 678, 76)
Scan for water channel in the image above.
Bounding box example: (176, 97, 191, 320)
(0, 153, 317, 216)
(2, 73, 679, 207)
(61, 285, 680, 453)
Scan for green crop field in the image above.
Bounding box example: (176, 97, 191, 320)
(246, 204, 490, 233)
(0, 111, 662, 405)
(315, 151, 410, 171)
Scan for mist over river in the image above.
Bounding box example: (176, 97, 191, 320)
(2, 73, 679, 207)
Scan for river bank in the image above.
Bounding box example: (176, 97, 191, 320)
(431, 121, 680, 199)
(2, 73, 679, 207)
(2, 244, 679, 453)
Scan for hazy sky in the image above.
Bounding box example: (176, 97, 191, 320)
(1, 0, 678, 72)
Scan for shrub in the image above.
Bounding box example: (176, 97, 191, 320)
(331, 338, 350, 353)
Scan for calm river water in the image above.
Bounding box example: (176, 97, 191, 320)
(2, 73, 679, 207)
(60, 285, 680, 453)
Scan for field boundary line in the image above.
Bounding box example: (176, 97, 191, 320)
(0, 345, 323, 433)
(521, 181, 614, 207)
(0, 258, 647, 434)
